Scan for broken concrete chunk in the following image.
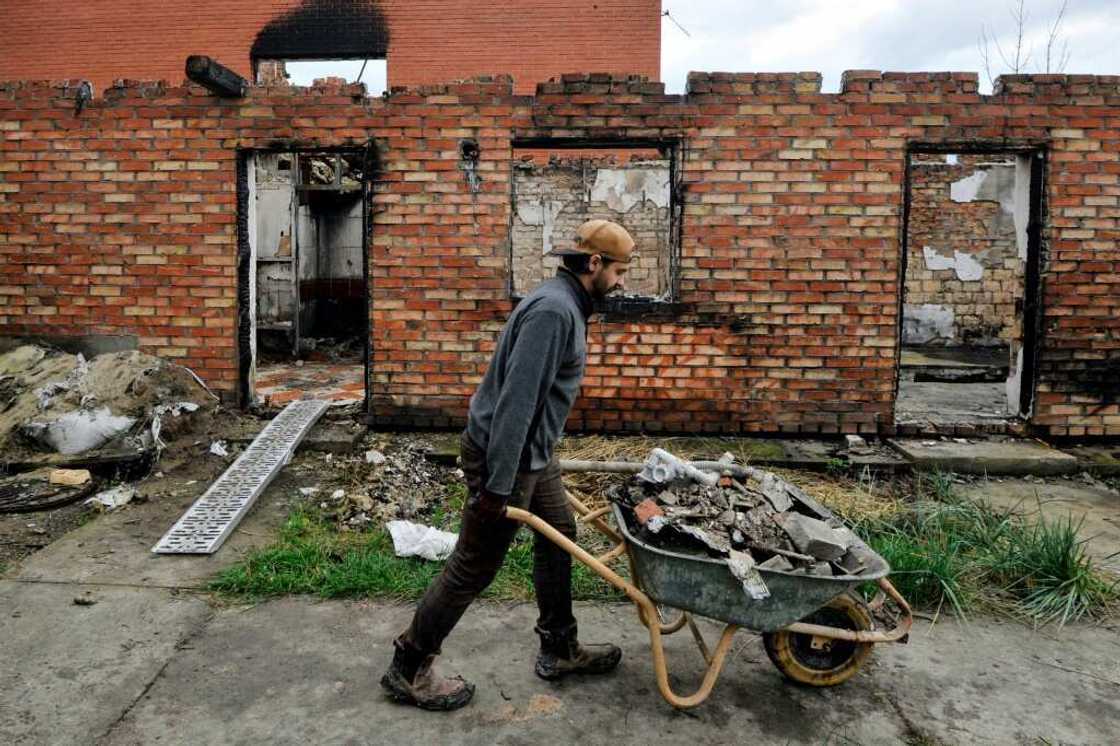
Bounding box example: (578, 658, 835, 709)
(677, 523, 731, 554)
(811, 562, 834, 577)
(728, 549, 770, 600)
(783, 481, 832, 520)
(836, 544, 875, 575)
(780, 513, 851, 562)
(757, 554, 794, 572)
(49, 468, 91, 486)
(757, 472, 793, 512)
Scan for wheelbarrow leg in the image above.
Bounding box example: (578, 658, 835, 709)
(647, 619, 740, 709)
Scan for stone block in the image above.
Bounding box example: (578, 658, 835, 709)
(780, 513, 851, 561)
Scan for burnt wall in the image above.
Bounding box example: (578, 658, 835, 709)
(0, 0, 660, 95)
(1, 71, 1118, 437)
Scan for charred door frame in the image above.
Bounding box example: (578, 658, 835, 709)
(235, 146, 375, 415)
(894, 142, 1049, 426)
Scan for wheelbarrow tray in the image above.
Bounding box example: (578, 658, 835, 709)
(613, 503, 890, 632)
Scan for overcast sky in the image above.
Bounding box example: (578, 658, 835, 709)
(661, 0, 1120, 94)
(287, 1, 1118, 95)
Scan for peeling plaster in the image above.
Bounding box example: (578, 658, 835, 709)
(903, 303, 956, 345)
(951, 164, 1018, 240)
(516, 199, 565, 255)
(950, 170, 989, 202)
(922, 245, 985, 281)
(590, 168, 670, 212)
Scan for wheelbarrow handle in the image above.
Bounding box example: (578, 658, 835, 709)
(503, 505, 738, 709)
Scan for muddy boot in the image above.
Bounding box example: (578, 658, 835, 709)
(380, 646, 475, 711)
(534, 625, 622, 681)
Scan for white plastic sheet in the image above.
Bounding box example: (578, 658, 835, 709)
(22, 407, 136, 455)
(85, 485, 136, 511)
(386, 521, 458, 561)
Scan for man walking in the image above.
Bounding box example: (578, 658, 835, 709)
(381, 219, 635, 711)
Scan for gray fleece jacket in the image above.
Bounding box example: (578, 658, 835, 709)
(466, 268, 592, 497)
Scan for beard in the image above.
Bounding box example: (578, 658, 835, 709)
(590, 273, 617, 301)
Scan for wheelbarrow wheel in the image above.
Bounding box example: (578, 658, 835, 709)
(762, 592, 874, 687)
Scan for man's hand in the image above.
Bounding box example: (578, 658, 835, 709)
(472, 488, 508, 522)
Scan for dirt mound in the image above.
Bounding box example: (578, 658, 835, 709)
(0, 345, 216, 457)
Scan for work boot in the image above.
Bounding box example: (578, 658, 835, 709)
(380, 647, 475, 711)
(534, 625, 622, 681)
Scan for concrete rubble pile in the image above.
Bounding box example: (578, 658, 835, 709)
(611, 449, 878, 599)
(320, 438, 453, 529)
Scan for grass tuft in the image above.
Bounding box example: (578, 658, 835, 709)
(856, 473, 1118, 626)
(210, 506, 623, 602)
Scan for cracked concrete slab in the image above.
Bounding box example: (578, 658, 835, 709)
(13, 471, 293, 589)
(100, 599, 908, 745)
(889, 438, 1079, 476)
(97, 597, 1120, 745)
(960, 478, 1120, 575)
(0, 580, 212, 745)
(883, 616, 1120, 744)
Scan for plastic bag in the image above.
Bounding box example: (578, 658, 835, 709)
(386, 521, 458, 561)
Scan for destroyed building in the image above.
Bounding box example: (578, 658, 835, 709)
(0, 68, 1118, 438)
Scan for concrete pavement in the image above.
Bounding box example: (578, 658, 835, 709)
(3, 452, 1120, 744)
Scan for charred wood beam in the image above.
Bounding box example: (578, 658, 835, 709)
(185, 56, 248, 97)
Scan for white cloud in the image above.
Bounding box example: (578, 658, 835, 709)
(661, 0, 1120, 94)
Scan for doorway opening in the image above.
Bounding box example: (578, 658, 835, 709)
(243, 150, 369, 406)
(896, 148, 1044, 432)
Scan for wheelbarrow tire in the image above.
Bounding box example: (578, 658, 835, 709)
(762, 592, 874, 687)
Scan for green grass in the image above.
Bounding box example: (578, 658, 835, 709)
(214, 467, 1117, 627)
(858, 472, 1119, 626)
(210, 501, 624, 602)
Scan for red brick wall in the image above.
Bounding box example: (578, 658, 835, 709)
(0, 1, 660, 95)
(1, 72, 1118, 437)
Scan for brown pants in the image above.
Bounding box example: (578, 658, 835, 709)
(396, 431, 578, 657)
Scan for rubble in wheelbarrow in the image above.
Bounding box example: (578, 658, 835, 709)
(610, 450, 878, 590)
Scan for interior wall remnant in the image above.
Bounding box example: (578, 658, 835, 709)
(511, 152, 672, 298)
(256, 60, 288, 85)
(902, 153, 1025, 347)
(298, 192, 364, 338)
(253, 154, 296, 331)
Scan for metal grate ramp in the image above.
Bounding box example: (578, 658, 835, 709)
(152, 399, 329, 554)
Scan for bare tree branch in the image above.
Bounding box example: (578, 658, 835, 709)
(1010, 0, 1034, 73)
(980, 0, 1077, 84)
(978, 25, 997, 88)
(1044, 0, 1071, 73)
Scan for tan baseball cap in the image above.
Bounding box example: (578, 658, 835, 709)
(550, 219, 635, 263)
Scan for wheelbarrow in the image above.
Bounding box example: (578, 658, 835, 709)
(504, 485, 912, 709)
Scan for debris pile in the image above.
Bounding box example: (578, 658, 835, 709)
(0, 345, 215, 458)
(318, 438, 455, 528)
(611, 450, 879, 598)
